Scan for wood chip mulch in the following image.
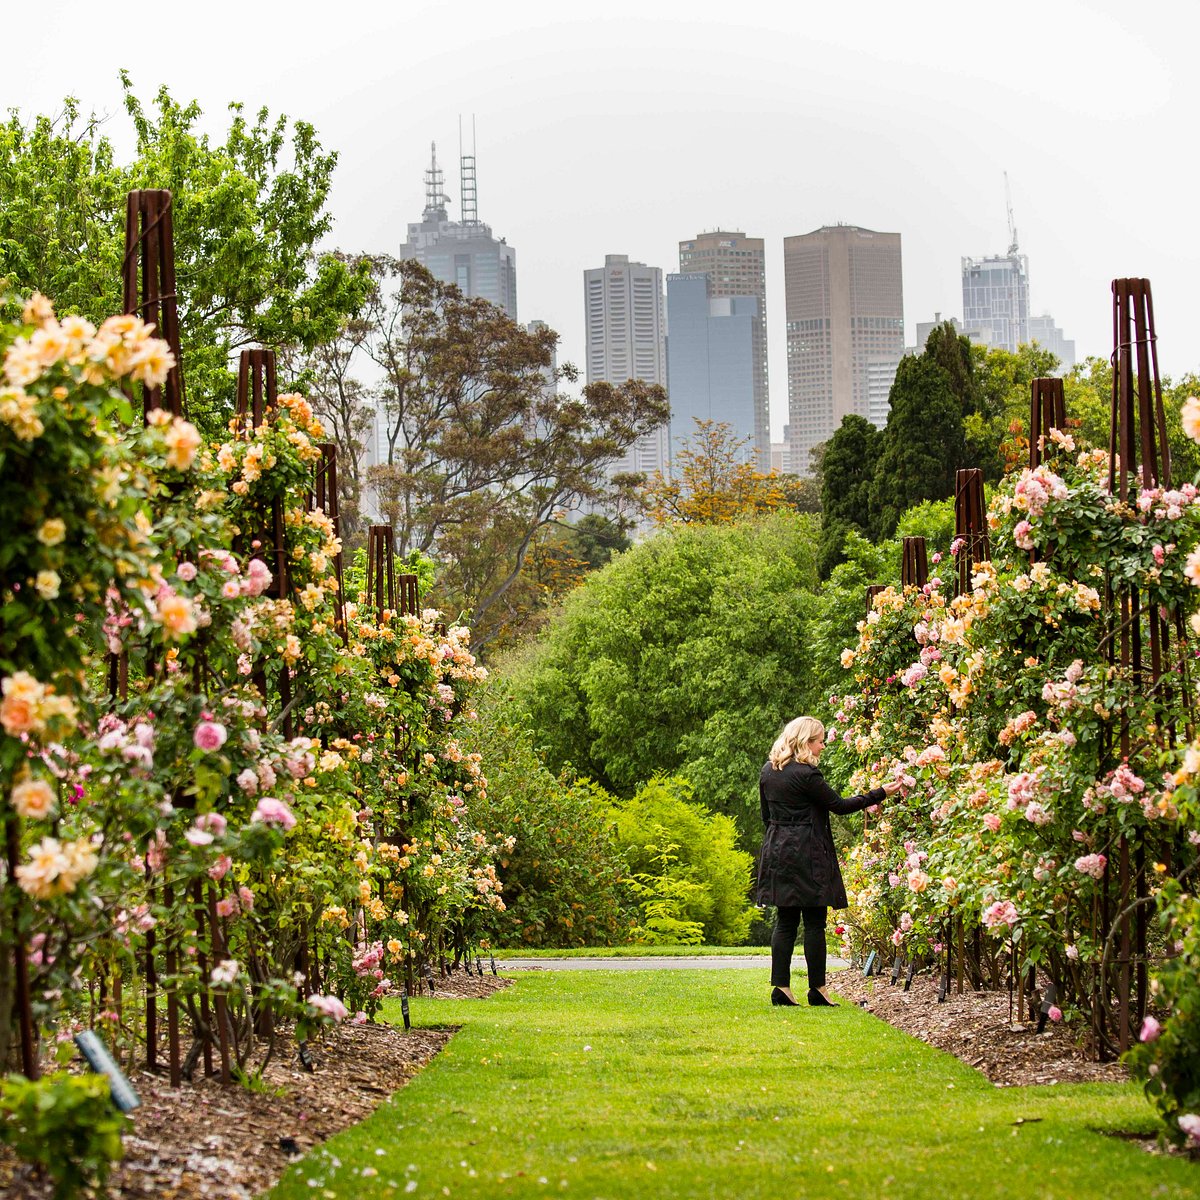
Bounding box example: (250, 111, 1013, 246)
(0, 973, 510, 1199)
(831, 968, 1128, 1087)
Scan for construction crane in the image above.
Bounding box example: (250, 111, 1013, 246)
(1004, 171, 1019, 257)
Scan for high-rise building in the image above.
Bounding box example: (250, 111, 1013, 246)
(678, 231, 769, 469)
(783, 225, 904, 475)
(961, 253, 1029, 354)
(1027, 314, 1076, 373)
(665, 273, 757, 465)
(400, 142, 518, 318)
(584, 254, 667, 481)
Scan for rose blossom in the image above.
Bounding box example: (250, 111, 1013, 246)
(307, 993, 348, 1021)
(1140, 1015, 1162, 1043)
(208, 854, 232, 881)
(1074, 853, 1107, 879)
(1178, 1114, 1200, 1142)
(193, 721, 228, 751)
(177, 562, 198, 582)
(10, 777, 55, 820)
(236, 768, 259, 794)
(983, 813, 1002, 832)
(252, 797, 296, 830)
(1048, 1006, 1062, 1023)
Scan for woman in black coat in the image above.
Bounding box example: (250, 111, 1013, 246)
(757, 715, 899, 1007)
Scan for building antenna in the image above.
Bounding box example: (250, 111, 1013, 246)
(1004, 170, 1019, 256)
(460, 115, 478, 225)
(424, 141, 449, 219)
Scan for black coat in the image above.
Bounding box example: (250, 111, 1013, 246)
(755, 761, 884, 909)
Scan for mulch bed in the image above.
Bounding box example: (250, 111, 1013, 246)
(830, 968, 1128, 1087)
(0, 973, 510, 1199)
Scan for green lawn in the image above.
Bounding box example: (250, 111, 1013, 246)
(267, 970, 1196, 1200)
(489, 945, 770, 958)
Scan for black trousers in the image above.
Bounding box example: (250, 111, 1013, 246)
(770, 905, 828, 989)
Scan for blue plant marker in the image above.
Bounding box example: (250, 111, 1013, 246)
(74, 1031, 140, 1113)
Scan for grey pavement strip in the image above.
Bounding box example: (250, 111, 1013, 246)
(497, 955, 850, 971)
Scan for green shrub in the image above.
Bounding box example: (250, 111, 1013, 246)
(609, 776, 756, 945)
(0, 1071, 126, 1199)
(462, 681, 633, 947)
(505, 512, 823, 842)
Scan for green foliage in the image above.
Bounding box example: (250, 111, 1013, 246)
(0, 1071, 126, 1199)
(870, 353, 966, 538)
(461, 680, 632, 947)
(1125, 881, 1200, 1145)
(506, 512, 823, 839)
(0, 78, 371, 434)
(608, 776, 755, 945)
(818, 413, 881, 578)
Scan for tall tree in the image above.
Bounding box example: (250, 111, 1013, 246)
(361, 257, 668, 650)
(0, 76, 371, 431)
(869, 354, 966, 538)
(817, 413, 882, 577)
(640, 419, 786, 526)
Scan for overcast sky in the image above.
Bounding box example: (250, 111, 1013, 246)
(8, 0, 1198, 438)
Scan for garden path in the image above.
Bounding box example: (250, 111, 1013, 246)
(267, 968, 1195, 1200)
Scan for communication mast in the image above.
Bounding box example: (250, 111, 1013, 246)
(423, 142, 449, 220)
(1004, 170, 1019, 256)
(459, 115, 478, 226)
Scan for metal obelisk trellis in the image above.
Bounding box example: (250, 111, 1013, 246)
(900, 537, 928, 588)
(1029, 377, 1066, 470)
(365, 526, 421, 620)
(313, 445, 349, 645)
(1098, 278, 1173, 1055)
(123, 189, 186, 420)
(953, 469, 989, 596)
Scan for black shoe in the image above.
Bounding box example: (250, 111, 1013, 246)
(808, 988, 837, 1007)
(771, 987, 799, 1007)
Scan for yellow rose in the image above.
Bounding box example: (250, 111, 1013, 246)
(37, 518, 66, 546)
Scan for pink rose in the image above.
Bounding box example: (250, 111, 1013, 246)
(983, 813, 1002, 832)
(215, 896, 237, 918)
(1048, 1006, 1062, 1022)
(1140, 1015, 1162, 1043)
(252, 797, 296, 830)
(194, 721, 228, 752)
(177, 562, 198, 582)
(208, 855, 232, 881)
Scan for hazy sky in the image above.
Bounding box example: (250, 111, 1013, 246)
(8, 1, 1198, 438)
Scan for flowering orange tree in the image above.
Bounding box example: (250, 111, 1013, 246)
(829, 419, 1200, 1102)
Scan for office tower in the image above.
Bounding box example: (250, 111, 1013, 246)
(783, 225, 904, 475)
(678, 231, 769, 469)
(665, 273, 757, 465)
(1027, 314, 1076, 373)
(400, 142, 518, 318)
(584, 254, 668, 481)
(961, 252, 1029, 354)
(526, 319, 559, 402)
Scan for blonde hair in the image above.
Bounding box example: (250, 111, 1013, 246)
(768, 716, 825, 769)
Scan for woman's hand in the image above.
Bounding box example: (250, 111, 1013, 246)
(880, 780, 903, 797)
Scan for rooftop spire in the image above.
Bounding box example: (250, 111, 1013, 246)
(424, 141, 449, 220)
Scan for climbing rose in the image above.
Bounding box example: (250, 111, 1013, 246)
(193, 721, 227, 751)
(253, 797, 296, 830)
(1140, 1016, 1162, 1043)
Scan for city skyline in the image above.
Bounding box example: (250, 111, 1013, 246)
(7, 2, 1199, 445)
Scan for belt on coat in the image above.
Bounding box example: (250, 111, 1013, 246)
(766, 815, 814, 827)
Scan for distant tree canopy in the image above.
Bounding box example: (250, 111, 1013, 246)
(503, 511, 823, 842)
(640, 419, 786, 526)
(0, 75, 371, 432)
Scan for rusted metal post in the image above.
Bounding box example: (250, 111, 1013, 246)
(315, 444, 349, 645)
(1029, 377, 1067, 469)
(123, 189, 185, 419)
(953, 469, 989, 595)
(366, 526, 398, 620)
(5, 811, 37, 1078)
(398, 573, 421, 617)
(900, 537, 928, 589)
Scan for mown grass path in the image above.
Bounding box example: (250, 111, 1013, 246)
(268, 970, 1198, 1199)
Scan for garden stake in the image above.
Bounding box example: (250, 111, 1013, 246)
(163, 879, 182, 1086)
(5, 809, 37, 1079)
